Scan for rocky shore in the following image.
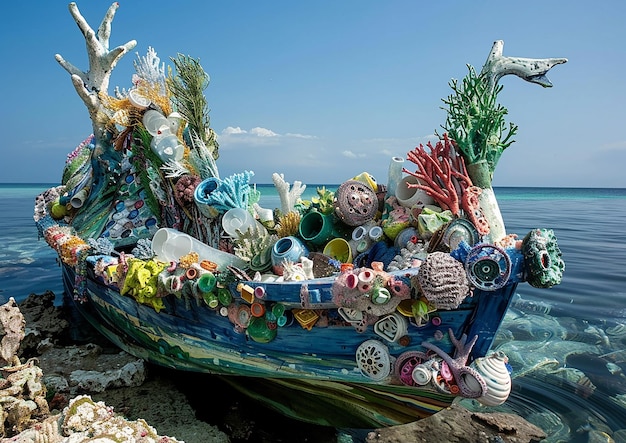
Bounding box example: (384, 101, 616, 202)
(1, 292, 547, 442)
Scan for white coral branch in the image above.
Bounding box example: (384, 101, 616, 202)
(272, 173, 306, 215)
(55, 2, 136, 140)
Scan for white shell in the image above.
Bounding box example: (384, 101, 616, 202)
(471, 351, 512, 406)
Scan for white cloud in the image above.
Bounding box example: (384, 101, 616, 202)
(250, 127, 279, 137)
(598, 140, 626, 152)
(285, 133, 317, 140)
(222, 126, 247, 135)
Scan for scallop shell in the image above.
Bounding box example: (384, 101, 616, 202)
(471, 351, 512, 406)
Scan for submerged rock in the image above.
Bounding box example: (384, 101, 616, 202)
(366, 403, 547, 443)
(0, 298, 50, 436)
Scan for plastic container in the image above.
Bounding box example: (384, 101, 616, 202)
(152, 228, 247, 271)
(323, 238, 352, 264)
(151, 134, 184, 162)
(299, 211, 335, 246)
(271, 236, 309, 275)
(247, 316, 277, 343)
(395, 175, 435, 208)
(386, 156, 405, 199)
(142, 110, 171, 136)
(222, 208, 265, 238)
(197, 272, 216, 293)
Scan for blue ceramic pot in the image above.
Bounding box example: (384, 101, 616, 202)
(271, 236, 309, 275)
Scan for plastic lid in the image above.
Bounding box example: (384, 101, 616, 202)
(128, 89, 151, 109)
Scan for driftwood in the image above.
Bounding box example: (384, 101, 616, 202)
(481, 40, 568, 92)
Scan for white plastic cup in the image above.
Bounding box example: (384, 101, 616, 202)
(152, 228, 193, 263)
(152, 134, 184, 162)
(351, 225, 367, 242)
(152, 227, 248, 271)
(142, 110, 171, 136)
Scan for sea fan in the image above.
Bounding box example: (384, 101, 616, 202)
(167, 54, 214, 152)
(161, 160, 190, 179)
(187, 130, 220, 179)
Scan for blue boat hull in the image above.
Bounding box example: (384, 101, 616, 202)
(62, 263, 518, 427)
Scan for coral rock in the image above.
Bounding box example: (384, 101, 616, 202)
(416, 252, 471, 310)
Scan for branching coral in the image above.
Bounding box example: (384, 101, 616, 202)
(442, 40, 567, 190)
(233, 228, 278, 263)
(132, 46, 169, 98)
(403, 134, 472, 215)
(421, 329, 487, 398)
(195, 171, 255, 214)
(186, 130, 220, 180)
(272, 173, 306, 215)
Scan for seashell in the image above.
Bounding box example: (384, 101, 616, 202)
(606, 323, 626, 338)
(471, 350, 512, 406)
(334, 180, 378, 226)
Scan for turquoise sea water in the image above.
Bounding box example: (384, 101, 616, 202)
(1, 183, 626, 442)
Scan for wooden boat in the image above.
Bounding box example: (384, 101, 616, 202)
(34, 3, 567, 428)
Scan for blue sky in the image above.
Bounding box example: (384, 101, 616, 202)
(1, 1, 624, 187)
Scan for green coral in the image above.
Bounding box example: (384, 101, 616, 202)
(310, 186, 335, 215)
(441, 65, 517, 188)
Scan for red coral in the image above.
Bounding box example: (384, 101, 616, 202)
(403, 134, 490, 234)
(403, 134, 472, 216)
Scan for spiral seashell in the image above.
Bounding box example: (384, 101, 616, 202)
(411, 364, 433, 386)
(471, 351, 512, 406)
